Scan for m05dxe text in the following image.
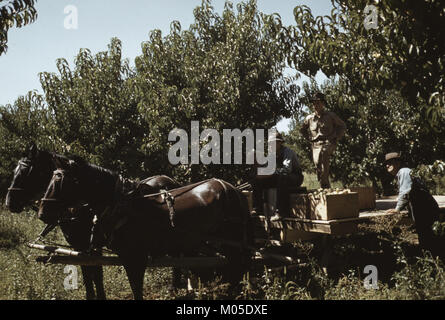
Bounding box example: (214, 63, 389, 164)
(220, 304, 268, 315)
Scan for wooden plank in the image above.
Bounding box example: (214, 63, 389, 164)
(36, 255, 120, 266)
(329, 222, 358, 235)
(269, 219, 356, 235)
(280, 229, 320, 241)
(28, 243, 84, 256)
(252, 215, 357, 234)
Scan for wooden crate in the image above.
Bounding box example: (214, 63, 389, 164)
(350, 187, 376, 210)
(280, 229, 320, 241)
(309, 192, 359, 220)
(289, 194, 310, 219)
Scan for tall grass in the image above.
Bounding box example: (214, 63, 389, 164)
(1, 207, 445, 300)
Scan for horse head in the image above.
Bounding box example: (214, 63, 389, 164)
(6, 143, 55, 213)
(38, 157, 84, 224)
(38, 156, 117, 224)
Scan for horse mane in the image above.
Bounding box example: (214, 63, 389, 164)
(67, 155, 119, 190)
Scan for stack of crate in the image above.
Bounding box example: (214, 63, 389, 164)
(290, 190, 360, 221)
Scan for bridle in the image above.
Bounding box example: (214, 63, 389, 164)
(7, 160, 33, 193)
(40, 169, 72, 216)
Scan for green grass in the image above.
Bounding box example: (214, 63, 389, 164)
(302, 173, 344, 190)
(0, 208, 175, 300)
(1, 206, 445, 300)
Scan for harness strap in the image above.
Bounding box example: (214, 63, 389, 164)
(161, 189, 176, 228)
(141, 178, 215, 200)
(214, 178, 228, 193)
(7, 187, 26, 191)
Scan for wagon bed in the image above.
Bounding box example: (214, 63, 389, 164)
(252, 196, 445, 241)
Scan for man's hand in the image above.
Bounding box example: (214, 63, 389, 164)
(386, 208, 400, 214)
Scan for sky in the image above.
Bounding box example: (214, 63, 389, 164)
(0, 0, 333, 132)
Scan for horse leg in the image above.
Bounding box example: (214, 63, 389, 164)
(89, 249, 106, 300)
(121, 253, 147, 300)
(171, 267, 182, 292)
(92, 266, 106, 300)
(80, 266, 96, 300)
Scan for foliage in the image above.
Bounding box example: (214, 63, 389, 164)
(0, 91, 51, 198)
(0, 0, 38, 55)
(1, 0, 302, 187)
(287, 0, 445, 125)
(413, 160, 445, 195)
(39, 38, 147, 177)
(132, 0, 300, 184)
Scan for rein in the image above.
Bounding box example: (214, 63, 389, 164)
(7, 187, 26, 191)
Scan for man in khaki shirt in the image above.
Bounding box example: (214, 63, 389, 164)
(300, 93, 346, 188)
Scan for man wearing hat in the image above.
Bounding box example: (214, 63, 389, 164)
(300, 92, 346, 188)
(251, 129, 304, 221)
(385, 152, 441, 255)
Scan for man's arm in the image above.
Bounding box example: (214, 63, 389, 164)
(395, 169, 412, 211)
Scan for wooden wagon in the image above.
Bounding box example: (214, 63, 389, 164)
(28, 186, 445, 271)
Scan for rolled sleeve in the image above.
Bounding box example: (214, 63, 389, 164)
(395, 168, 412, 211)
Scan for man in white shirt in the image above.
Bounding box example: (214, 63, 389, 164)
(385, 152, 440, 255)
(300, 93, 346, 188)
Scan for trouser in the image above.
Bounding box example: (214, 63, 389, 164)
(408, 186, 441, 256)
(312, 141, 336, 188)
(252, 173, 303, 217)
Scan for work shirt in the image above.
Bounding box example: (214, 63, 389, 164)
(275, 146, 302, 176)
(395, 167, 413, 211)
(301, 111, 346, 143)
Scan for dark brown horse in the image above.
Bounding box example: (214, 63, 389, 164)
(38, 157, 253, 300)
(5, 144, 180, 299)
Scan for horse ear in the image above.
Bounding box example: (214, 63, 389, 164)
(28, 142, 38, 159)
(53, 155, 71, 170)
